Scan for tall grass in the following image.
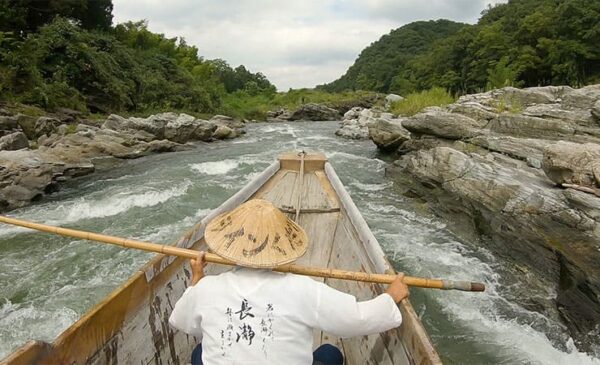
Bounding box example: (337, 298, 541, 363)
(220, 89, 377, 120)
(390, 87, 455, 116)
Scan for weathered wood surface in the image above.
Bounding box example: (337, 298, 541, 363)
(1, 152, 441, 365)
(325, 162, 442, 365)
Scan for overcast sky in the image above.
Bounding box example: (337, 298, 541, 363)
(112, 0, 506, 90)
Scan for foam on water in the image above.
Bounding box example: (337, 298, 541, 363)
(191, 159, 239, 175)
(0, 299, 78, 358)
(349, 181, 392, 192)
(59, 181, 193, 222)
(0, 181, 193, 238)
(1, 120, 598, 363)
(375, 204, 600, 365)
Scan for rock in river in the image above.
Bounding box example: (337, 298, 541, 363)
(368, 118, 410, 152)
(290, 103, 340, 121)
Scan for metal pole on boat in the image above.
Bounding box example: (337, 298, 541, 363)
(0, 215, 485, 292)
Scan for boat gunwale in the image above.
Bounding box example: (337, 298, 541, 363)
(0, 161, 282, 365)
(324, 162, 442, 365)
(2, 154, 441, 365)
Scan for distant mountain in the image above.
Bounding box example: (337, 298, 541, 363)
(320, 0, 600, 95)
(318, 20, 466, 93)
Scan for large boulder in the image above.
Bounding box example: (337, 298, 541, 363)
(102, 113, 174, 139)
(0, 149, 63, 209)
(335, 121, 369, 139)
(403, 109, 486, 139)
(127, 113, 171, 138)
(33, 117, 61, 138)
(212, 125, 236, 140)
(290, 103, 340, 121)
(0, 115, 19, 135)
(266, 109, 293, 123)
(343, 107, 363, 120)
(164, 117, 216, 143)
(368, 118, 410, 152)
(102, 113, 221, 143)
(385, 94, 403, 109)
(0, 132, 29, 151)
(102, 114, 127, 130)
(542, 141, 600, 187)
(210, 115, 245, 130)
(15, 114, 37, 140)
(335, 108, 379, 140)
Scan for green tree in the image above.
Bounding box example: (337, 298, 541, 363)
(487, 56, 520, 89)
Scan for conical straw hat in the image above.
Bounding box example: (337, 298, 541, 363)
(205, 199, 308, 268)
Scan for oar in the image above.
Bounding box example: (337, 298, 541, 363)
(0, 216, 485, 292)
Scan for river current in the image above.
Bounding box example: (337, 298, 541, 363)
(0, 121, 598, 364)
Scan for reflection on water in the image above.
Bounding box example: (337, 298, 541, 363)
(0, 121, 598, 364)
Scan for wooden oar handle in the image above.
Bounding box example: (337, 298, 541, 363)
(0, 215, 485, 292)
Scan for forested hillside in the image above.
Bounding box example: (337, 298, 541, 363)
(319, 20, 466, 94)
(320, 0, 600, 95)
(0, 0, 275, 114)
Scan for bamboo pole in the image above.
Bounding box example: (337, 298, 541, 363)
(0, 215, 485, 292)
(294, 151, 305, 222)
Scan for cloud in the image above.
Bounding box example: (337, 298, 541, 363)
(112, 0, 507, 90)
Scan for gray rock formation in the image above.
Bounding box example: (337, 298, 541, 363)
(290, 103, 340, 121)
(0, 109, 243, 212)
(385, 94, 403, 110)
(34, 117, 61, 138)
(371, 84, 600, 351)
(368, 118, 410, 152)
(335, 108, 373, 139)
(212, 125, 236, 139)
(403, 109, 486, 139)
(335, 108, 393, 140)
(0, 115, 19, 135)
(0, 132, 29, 151)
(542, 141, 600, 187)
(391, 146, 600, 350)
(15, 114, 37, 139)
(163, 115, 216, 143)
(210, 114, 245, 130)
(266, 108, 293, 123)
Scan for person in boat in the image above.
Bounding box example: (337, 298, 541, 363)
(169, 199, 409, 365)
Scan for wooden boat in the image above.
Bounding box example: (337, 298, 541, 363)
(2, 152, 441, 365)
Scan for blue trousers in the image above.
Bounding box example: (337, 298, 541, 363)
(191, 343, 344, 365)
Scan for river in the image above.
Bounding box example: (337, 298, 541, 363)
(0, 121, 598, 364)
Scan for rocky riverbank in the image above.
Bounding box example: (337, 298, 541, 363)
(334, 94, 406, 140)
(0, 109, 245, 212)
(365, 85, 600, 353)
(265, 94, 379, 123)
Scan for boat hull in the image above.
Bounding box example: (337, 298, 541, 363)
(1, 153, 440, 365)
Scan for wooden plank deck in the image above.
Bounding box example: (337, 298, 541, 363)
(253, 167, 407, 364)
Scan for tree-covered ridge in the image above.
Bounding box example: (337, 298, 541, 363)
(0, 2, 275, 114)
(319, 20, 466, 93)
(321, 0, 600, 95)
